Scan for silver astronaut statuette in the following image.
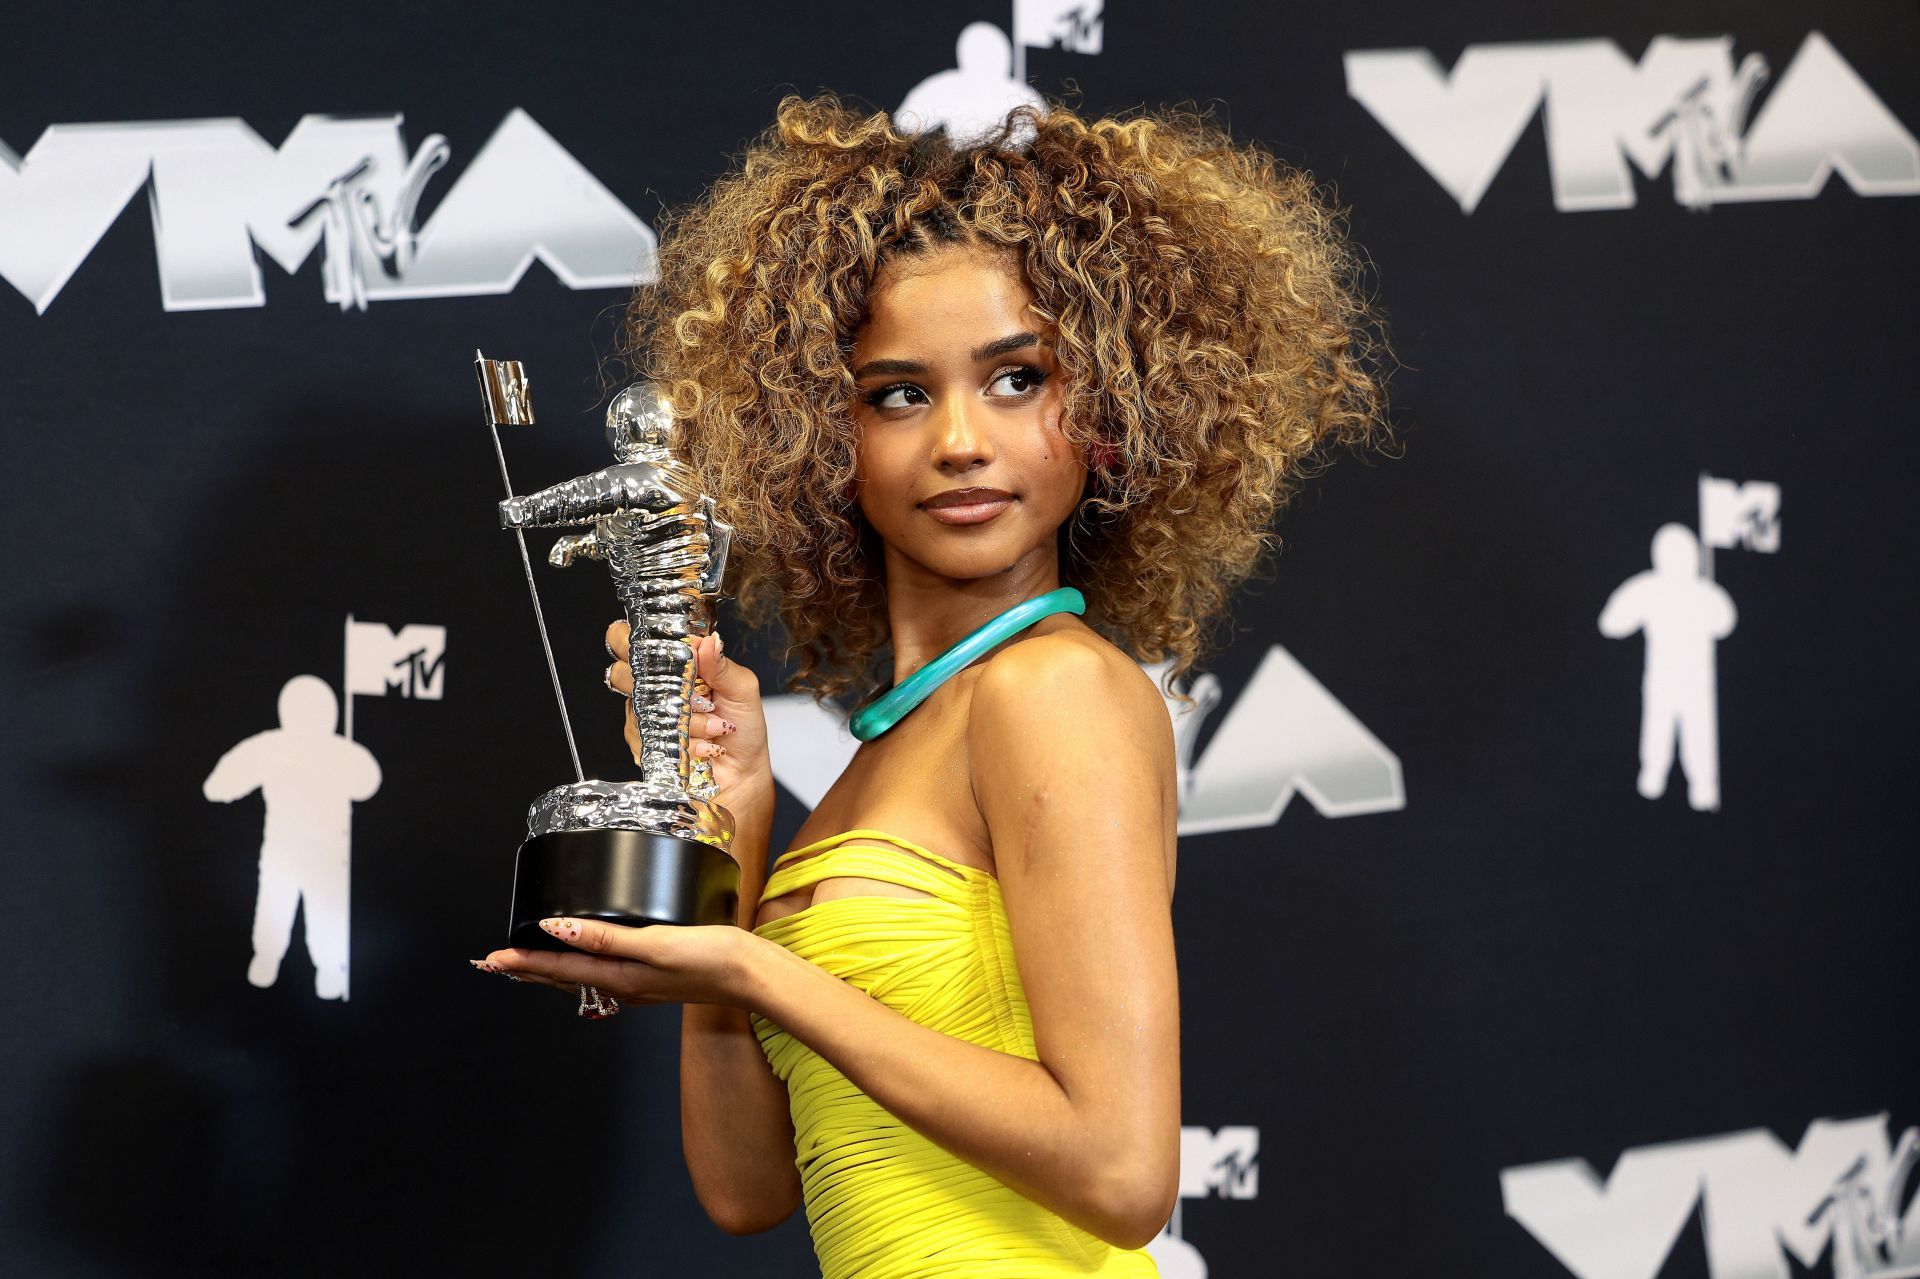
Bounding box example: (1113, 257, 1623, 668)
(475, 352, 740, 946)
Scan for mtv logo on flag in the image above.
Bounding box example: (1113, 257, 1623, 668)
(345, 616, 447, 700)
(1179, 1126, 1259, 1200)
(1699, 474, 1782, 552)
(1014, 0, 1103, 55)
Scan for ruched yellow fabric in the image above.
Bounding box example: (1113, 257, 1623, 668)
(751, 829, 1160, 1279)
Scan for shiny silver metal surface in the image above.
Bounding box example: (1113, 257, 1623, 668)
(486, 366, 738, 875)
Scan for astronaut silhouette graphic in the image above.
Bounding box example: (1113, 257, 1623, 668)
(895, 22, 1046, 144)
(203, 676, 381, 999)
(1599, 524, 1738, 811)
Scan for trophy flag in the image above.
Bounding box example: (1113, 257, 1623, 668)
(343, 614, 447, 740)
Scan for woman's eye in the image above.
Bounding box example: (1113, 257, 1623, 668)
(988, 366, 1047, 398)
(864, 384, 927, 411)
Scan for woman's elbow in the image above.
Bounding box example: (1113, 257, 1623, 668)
(1084, 1164, 1179, 1251)
(699, 1189, 799, 1237)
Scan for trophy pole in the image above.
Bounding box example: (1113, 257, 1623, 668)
(474, 351, 584, 783)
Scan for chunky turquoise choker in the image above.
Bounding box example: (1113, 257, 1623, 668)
(849, 587, 1086, 741)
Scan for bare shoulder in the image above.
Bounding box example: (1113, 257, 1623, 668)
(968, 624, 1174, 769)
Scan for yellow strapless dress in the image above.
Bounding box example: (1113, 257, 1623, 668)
(751, 829, 1161, 1279)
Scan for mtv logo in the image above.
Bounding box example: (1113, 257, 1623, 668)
(1180, 1125, 1259, 1200)
(1015, 0, 1103, 55)
(1699, 475, 1781, 552)
(345, 618, 446, 700)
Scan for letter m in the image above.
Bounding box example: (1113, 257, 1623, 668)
(0, 116, 409, 312)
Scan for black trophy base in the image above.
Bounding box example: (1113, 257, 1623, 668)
(507, 827, 740, 949)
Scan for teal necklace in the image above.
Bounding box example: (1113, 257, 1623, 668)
(849, 586, 1086, 741)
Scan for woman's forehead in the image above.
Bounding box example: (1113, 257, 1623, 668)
(858, 244, 1040, 345)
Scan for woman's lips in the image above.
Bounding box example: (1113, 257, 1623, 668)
(921, 485, 1016, 525)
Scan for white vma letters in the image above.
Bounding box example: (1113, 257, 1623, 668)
(1501, 1114, 1920, 1279)
(1162, 646, 1403, 833)
(759, 644, 1402, 833)
(1346, 32, 1920, 212)
(0, 109, 656, 313)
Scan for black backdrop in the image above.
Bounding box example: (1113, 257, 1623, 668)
(4, 3, 1917, 1276)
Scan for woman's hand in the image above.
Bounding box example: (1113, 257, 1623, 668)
(606, 621, 774, 830)
(475, 917, 772, 1011)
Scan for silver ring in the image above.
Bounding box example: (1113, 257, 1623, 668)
(578, 984, 621, 1019)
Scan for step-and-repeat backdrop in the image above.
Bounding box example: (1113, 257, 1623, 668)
(4, 2, 1915, 1275)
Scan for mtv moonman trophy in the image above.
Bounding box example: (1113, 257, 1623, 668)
(475, 352, 740, 948)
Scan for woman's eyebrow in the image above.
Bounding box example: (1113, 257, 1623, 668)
(851, 357, 928, 380)
(971, 332, 1040, 361)
(851, 333, 1043, 381)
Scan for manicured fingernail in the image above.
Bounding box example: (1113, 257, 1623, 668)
(540, 917, 581, 942)
(714, 718, 736, 735)
(470, 959, 510, 977)
(692, 693, 715, 712)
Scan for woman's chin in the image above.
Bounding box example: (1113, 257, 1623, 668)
(908, 544, 1054, 585)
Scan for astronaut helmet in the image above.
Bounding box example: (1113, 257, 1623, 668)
(606, 382, 675, 463)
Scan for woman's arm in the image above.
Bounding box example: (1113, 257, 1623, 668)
(740, 635, 1181, 1248)
(678, 782, 803, 1234)
(492, 633, 1180, 1247)
(633, 628, 802, 1234)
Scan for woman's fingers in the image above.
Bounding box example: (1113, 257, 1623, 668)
(691, 706, 733, 737)
(606, 658, 633, 696)
(471, 959, 564, 991)
(604, 619, 630, 662)
(695, 632, 759, 704)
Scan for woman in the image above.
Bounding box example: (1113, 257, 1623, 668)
(479, 94, 1389, 1276)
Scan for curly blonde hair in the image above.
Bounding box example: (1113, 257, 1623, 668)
(623, 93, 1394, 706)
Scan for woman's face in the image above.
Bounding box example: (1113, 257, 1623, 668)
(849, 243, 1086, 589)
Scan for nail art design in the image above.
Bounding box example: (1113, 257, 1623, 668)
(692, 693, 715, 713)
(540, 917, 582, 943)
(713, 718, 736, 736)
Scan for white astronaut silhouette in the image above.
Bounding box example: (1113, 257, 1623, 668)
(203, 676, 382, 999)
(895, 22, 1046, 144)
(1599, 524, 1738, 811)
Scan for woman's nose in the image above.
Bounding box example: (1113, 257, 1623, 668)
(933, 399, 994, 470)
